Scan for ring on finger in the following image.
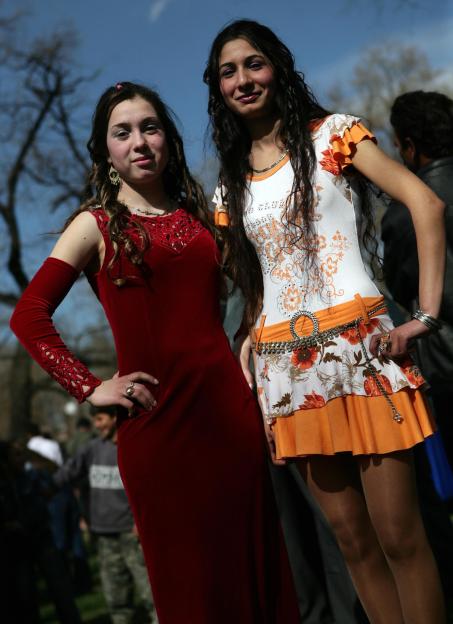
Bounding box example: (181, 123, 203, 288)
(125, 381, 135, 397)
(378, 333, 392, 355)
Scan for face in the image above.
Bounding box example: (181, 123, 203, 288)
(93, 413, 116, 440)
(218, 38, 276, 120)
(106, 96, 168, 186)
(393, 134, 416, 171)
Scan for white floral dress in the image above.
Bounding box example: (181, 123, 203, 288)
(214, 114, 433, 457)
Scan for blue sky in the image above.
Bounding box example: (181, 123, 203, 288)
(1, 0, 452, 340)
(8, 0, 453, 169)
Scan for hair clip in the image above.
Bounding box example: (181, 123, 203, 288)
(115, 82, 123, 91)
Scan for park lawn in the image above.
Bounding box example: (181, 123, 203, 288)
(39, 548, 110, 624)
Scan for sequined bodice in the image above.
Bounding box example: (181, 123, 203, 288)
(129, 208, 205, 253)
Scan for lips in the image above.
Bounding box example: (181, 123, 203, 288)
(237, 92, 260, 104)
(133, 156, 155, 167)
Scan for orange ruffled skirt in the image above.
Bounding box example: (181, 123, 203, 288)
(255, 295, 435, 458)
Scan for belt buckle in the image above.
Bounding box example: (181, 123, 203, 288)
(289, 310, 319, 341)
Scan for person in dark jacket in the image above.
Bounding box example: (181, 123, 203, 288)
(382, 90, 453, 464)
(381, 90, 453, 610)
(54, 407, 157, 624)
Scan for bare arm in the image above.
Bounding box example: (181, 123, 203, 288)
(49, 210, 104, 272)
(351, 140, 446, 356)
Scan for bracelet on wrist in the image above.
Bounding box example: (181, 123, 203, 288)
(411, 309, 442, 332)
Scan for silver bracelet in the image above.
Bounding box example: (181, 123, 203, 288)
(411, 309, 442, 331)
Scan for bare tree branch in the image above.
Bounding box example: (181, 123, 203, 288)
(0, 291, 19, 306)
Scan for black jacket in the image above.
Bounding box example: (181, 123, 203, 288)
(381, 156, 453, 392)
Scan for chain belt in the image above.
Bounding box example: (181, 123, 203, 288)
(253, 302, 387, 355)
(253, 302, 404, 424)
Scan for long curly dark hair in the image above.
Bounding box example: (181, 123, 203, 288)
(68, 82, 212, 281)
(204, 20, 378, 327)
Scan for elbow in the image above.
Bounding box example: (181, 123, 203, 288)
(430, 193, 445, 219)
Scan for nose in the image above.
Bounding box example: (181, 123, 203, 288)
(236, 67, 253, 90)
(131, 129, 147, 150)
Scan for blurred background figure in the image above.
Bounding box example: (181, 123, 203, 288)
(25, 421, 92, 596)
(382, 89, 453, 609)
(26, 422, 64, 467)
(66, 416, 95, 458)
(53, 406, 157, 624)
(382, 90, 453, 479)
(0, 439, 81, 624)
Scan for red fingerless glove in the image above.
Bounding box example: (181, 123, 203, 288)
(10, 257, 102, 403)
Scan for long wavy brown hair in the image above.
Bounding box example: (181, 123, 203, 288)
(204, 20, 378, 327)
(67, 82, 213, 281)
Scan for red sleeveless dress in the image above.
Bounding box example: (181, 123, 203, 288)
(86, 208, 299, 623)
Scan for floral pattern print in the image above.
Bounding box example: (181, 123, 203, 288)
(340, 318, 380, 344)
(254, 315, 425, 424)
(320, 148, 342, 175)
(215, 114, 422, 424)
(299, 392, 326, 409)
(245, 213, 352, 316)
(291, 346, 319, 370)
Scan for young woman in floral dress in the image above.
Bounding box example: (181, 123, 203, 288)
(205, 19, 446, 624)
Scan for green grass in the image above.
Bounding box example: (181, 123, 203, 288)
(39, 546, 111, 624)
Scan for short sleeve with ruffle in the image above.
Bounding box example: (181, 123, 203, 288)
(212, 183, 230, 227)
(318, 114, 377, 175)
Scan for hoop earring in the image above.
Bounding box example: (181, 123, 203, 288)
(109, 165, 121, 186)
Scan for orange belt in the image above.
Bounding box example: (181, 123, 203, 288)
(253, 294, 387, 355)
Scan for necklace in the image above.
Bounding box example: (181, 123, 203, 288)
(250, 149, 289, 174)
(134, 206, 169, 216)
(125, 199, 176, 217)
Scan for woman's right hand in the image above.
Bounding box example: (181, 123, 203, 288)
(234, 334, 254, 389)
(87, 371, 159, 410)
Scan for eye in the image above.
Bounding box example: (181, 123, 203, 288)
(220, 66, 234, 78)
(249, 61, 263, 70)
(145, 123, 159, 133)
(113, 129, 129, 139)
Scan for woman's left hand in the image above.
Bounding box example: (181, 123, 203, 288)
(369, 319, 430, 360)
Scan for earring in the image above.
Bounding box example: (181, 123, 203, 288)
(109, 165, 121, 186)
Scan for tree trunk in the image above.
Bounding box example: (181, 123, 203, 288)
(6, 342, 32, 438)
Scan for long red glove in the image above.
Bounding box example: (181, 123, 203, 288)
(10, 257, 102, 403)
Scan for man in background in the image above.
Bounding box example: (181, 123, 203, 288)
(54, 406, 157, 624)
(382, 90, 453, 470)
(382, 89, 453, 609)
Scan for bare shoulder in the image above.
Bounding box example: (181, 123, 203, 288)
(50, 210, 103, 272)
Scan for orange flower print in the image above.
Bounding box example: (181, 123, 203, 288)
(340, 318, 380, 345)
(279, 284, 304, 314)
(291, 346, 319, 371)
(299, 392, 326, 409)
(400, 359, 424, 387)
(320, 149, 342, 175)
(364, 373, 392, 397)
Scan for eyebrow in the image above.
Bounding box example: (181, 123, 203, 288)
(219, 54, 266, 70)
(110, 116, 160, 129)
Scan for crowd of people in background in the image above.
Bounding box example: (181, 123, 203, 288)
(0, 410, 157, 624)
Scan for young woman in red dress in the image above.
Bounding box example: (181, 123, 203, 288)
(10, 82, 300, 624)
